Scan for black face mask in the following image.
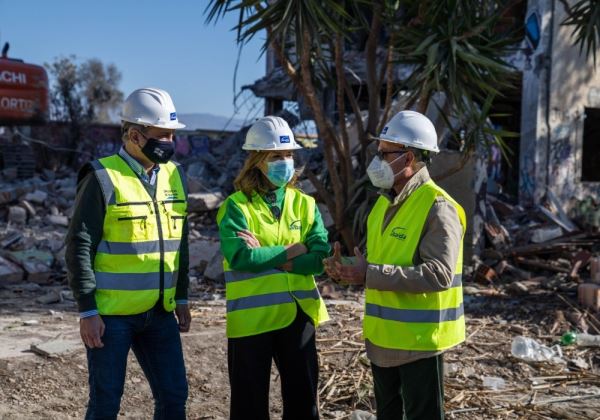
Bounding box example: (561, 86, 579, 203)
(140, 135, 175, 164)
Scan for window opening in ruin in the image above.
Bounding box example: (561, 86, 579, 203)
(582, 107, 600, 182)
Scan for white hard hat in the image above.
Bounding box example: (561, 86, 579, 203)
(243, 116, 302, 151)
(121, 87, 185, 130)
(376, 110, 439, 153)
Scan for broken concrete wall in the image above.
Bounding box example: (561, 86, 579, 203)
(545, 1, 600, 208)
(519, 0, 553, 206)
(28, 122, 121, 170)
(520, 0, 600, 208)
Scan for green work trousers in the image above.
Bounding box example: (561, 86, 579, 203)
(371, 354, 445, 420)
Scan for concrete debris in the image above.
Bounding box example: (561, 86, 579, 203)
(475, 192, 600, 298)
(45, 215, 69, 227)
(507, 281, 529, 295)
(188, 192, 225, 212)
(19, 200, 36, 217)
(30, 339, 80, 358)
(22, 320, 39, 326)
(203, 251, 224, 282)
(188, 239, 220, 272)
(24, 190, 48, 205)
(36, 290, 62, 304)
(531, 226, 563, 243)
(7, 206, 27, 224)
(7, 250, 54, 284)
(0, 232, 22, 249)
(60, 290, 75, 301)
(350, 410, 376, 420)
(0, 255, 24, 284)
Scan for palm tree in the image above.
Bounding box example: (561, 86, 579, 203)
(561, 0, 600, 64)
(205, 0, 519, 250)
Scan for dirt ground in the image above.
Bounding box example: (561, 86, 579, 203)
(1, 282, 599, 420)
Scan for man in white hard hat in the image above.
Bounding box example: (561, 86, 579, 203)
(324, 111, 466, 420)
(66, 88, 190, 419)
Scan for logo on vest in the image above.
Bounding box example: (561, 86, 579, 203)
(390, 227, 407, 240)
(163, 189, 180, 200)
(289, 220, 302, 231)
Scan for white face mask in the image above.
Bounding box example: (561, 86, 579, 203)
(366, 155, 408, 189)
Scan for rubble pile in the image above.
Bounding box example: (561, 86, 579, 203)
(0, 168, 76, 289)
(469, 191, 600, 314)
(0, 161, 231, 296)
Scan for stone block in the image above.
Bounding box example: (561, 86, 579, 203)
(7, 206, 27, 224)
(7, 250, 54, 284)
(0, 256, 24, 284)
(188, 192, 224, 212)
(189, 239, 220, 270)
(46, 215, 69, 227)
(204, 251, 224, 282)
(24, 190, 48, 204)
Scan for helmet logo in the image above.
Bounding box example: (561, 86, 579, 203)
(279, 135, 290, 143)
(170, 112, 177, 121)
(382, 126, 388, 135)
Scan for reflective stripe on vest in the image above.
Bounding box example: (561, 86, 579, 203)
(217, 188, 330, 338)
(364, 180, 466, 351)
(91, 154, 187, 315)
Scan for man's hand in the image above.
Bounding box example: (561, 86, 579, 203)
(323, 241, 343, 280)
(335, 247, 367, 285)
(237, 230, 261, 248)
(175, 303, 191, 333)
(80, 315, 105, 349)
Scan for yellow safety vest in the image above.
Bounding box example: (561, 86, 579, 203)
(217, 188, 329, 338)
(364, 180, 466, 351)
(90, 154, 187, 315)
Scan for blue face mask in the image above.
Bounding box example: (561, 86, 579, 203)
(266, 159, 295, 187)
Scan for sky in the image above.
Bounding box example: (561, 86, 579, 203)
(0, 0, 266, 119)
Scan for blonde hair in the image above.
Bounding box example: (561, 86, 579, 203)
(234, 151, 299, 199)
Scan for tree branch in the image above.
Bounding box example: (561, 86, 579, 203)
(377, 32, 396, 134)
(335, 34, 354, 189)
(365, 1, 383, 136)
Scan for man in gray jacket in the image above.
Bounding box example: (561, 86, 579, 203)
(325, 111, 465, 420)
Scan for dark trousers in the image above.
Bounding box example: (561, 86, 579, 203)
(85, 307, 188, 420)
(228, 307, 319, 420)
(371, 354, 445, 420)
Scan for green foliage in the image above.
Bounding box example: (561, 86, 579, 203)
(562, 0, 600, 64)
(45, 56, 123, 124)
(395, 0, 518, 114)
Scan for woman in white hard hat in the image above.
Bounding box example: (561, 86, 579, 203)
(217, 116, 330, 420)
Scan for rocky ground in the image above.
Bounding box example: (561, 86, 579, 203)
(1, 279, 599, 420)
(1, 151, 600, 419)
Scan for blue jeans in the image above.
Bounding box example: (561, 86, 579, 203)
(85, 308, 188, 420)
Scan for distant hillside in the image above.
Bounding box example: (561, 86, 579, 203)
(178, 113, 248, 133)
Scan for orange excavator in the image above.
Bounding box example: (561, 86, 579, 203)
(0, 42, 48, 125)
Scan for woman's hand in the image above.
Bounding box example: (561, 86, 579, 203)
(285, 243, 308, 260)
(237, 230, 261, 248)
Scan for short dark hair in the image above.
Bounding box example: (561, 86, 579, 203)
(121, 121, 147, 142)
(408, 147, 432, 165)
